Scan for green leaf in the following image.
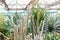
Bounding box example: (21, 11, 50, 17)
(13, 16, 17, 25)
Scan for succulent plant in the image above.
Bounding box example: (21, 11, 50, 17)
(44, 32, 60, 40)
(29, 6, 45, 35)
(45, 13, 60, 33)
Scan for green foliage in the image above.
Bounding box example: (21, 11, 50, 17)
(29, 6, 45, 34)
(3, 20, 13, 36)
(0, 12, 21, 37)
(0, 14, 5, 30)
(44, 32, 60, 40)
(32, 7, 44, 26)
(45, 13, 60, 32)
(13, 16, 18, 25)
(0, 14, 9, 36)
(13, 12, 21, 25)
(8, 12, 21, 25)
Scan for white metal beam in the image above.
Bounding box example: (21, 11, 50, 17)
(46, 0, 60, 8)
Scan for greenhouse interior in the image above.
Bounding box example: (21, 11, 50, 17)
(0, 0, 60, 40)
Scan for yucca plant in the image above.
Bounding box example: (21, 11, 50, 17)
(8, 12, 21, 25)
(31, 6, 44, 34)
(4, 12, 20, 35)
(27, 5, 45, 39)
(7, 12, 21, 40)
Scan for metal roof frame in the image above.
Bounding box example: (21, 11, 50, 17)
(0, 0, 60, 10)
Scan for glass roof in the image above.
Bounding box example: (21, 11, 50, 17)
(39, 0, 60, 8)
(0, 0, 60, 11)
(40, 0, 58, 4)
(0, 0, 60, 16)
(6, 0, 30, 9)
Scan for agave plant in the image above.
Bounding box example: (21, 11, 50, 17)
(45, 13, 60, 33)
